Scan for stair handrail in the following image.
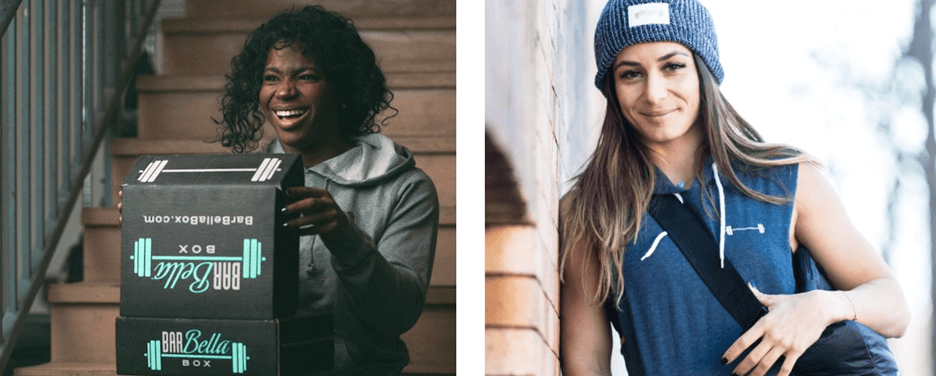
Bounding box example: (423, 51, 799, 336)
(0, 0, 162, 370)
(0, 1, 23, 40)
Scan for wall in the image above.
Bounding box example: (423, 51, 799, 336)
(484, 0, 604, 375)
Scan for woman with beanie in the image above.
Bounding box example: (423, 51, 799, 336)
(559, 1, 910, 375)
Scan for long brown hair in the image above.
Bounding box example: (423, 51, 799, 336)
(561, 53, 816, 305)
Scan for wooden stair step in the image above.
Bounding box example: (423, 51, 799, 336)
(135, 74, 454, 140)
(14, 362, 117, 376)
(184, 0, 455, 19)
(162, 15, 456, 34)
(136, 71, 455, 91)
(47, 283, 120, 364)
(401, 306, 455, 375)
(433, 222, 456, 287)
(81, 208, 121, 283)
(162, 27, 455, 76)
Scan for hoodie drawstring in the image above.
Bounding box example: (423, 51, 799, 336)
(712, 163, 727, 269)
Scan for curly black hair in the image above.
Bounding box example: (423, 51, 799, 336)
(215, 5, 395, 153)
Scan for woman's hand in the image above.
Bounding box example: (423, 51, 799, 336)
(722, 284, 846, 376)
(281, 187, 349, 240)
(117, 189, 123, 226)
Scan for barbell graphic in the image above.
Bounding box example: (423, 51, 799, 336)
(145, 340, 249, 373)
(137, 157, 282, 183)
(131, 238, 266, 278)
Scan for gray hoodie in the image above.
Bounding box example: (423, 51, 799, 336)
(268, 133, 439, 375)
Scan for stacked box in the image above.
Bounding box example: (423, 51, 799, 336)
(116, 154, 333, 375)
(116, 315, 333, 375)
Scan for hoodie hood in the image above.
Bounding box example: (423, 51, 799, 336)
(651, 156, 721, 195)
(267, 133, 416, 187)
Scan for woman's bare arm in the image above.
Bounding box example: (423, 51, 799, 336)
(792, 162, 910, 337)
(559, 197, 614, 376)
(724, 163, 911, 376)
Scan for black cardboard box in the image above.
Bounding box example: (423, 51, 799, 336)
(116, 314, 334, 375)
(120, 154, 304, 320)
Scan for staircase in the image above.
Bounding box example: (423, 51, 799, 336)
(14, 0, 456, 375)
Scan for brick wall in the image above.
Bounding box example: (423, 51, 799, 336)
(485, 1, 604, 375)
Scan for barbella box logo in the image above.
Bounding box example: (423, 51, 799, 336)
(145, 330, 250, 373)
(628, 3, 670, 27)
(131, 238, 265, 293)
(137, 157, 283, 183)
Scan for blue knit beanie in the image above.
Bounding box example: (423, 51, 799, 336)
(594, 0, 723, 89)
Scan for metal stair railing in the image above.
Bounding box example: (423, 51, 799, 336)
(0, 0, 162, 369)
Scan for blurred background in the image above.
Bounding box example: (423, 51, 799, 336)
(712, 1, 932, 373)
(485, 0, 934, 374)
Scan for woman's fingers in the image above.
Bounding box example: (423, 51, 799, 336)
(776, 351, 800, 376)
(725, 289, 827, 376)
(730, 338, 771, 376)
(282, 187, 333, 214)
(285, 186, 328, 199)
(723, 319, 763, 365)
(740, 345, 786, 376)
(284, 204, 340, 228)
(117, 189, 123, 226)
(280, 191, 349, 240)
(749, 282, 777, 307)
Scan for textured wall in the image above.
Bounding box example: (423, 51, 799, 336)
(485, 0, 603, 375)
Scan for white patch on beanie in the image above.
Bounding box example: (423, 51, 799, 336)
(628, 3, 670, 27)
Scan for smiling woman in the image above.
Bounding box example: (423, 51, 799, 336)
(215, 5, 395, 155)
(611, 42, 701, 183)
(212, 5, 440, 376)
(258, 43, 347, 167)
(559, 0, 910, 375)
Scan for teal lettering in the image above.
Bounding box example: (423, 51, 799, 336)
(183, 329, 202, 354)
(152, 262, 213, 293)
(189, 262, 213, 293)
(217, 340, 230, 354)
(153, 262, 193, 289)
(182, 329, 231, 355)
(197, 336, 208, 353)
(204, 332, 231, 354)
(206, 333, 219, 354)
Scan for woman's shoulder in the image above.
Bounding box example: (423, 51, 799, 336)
(386, 167, 438, 209)
(792, 162, 832, 206)
(730, 158, 802, 192)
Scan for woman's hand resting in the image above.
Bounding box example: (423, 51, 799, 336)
(722, 284, 848, 376)
(281, 187, 349, 241)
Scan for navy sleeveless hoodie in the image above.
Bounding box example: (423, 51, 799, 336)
(608, 159, 799, 375)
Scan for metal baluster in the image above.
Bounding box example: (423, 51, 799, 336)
(80, 0, 88, 155)
(47, 0, 56, 220)
(69, 0, 79, 187)
(18, 0, 30, 289)
(1, 0, 163, 366)
(31, 0, 43, 272)
(1, 5, 17, 341)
